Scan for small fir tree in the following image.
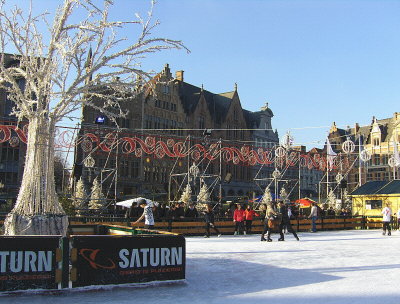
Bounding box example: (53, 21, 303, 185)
(327, 189, 336, 209)
(261, 186, 273, 205)
(197, 184, 210, 203)
(89, 178, 106, 210)
(280, 187, 288, 202)
(73, 177, 87, 215)
(180, 183, 192, 205)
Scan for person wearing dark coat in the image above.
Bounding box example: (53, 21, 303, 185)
(184, 203, 199, 218)
(204, 204, 221, 238)
(126, 202, 140, 218)
(175, 202, 185, 218)
(278, 201, 299, 241)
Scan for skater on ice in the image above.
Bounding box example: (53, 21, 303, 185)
(233, 203, 245, 235)
(260, 201, 279, 242)
(204, 204, 221, 238)
(382, 203, 392, 236)
(244, 204, 259, 234)
(277, 201, 299, 241)
(132, 199, 155, 229)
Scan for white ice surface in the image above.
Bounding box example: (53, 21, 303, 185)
(2, 230, 400, 304)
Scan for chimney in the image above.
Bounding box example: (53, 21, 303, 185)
(354, 123, 360, 134)
(175, 70, 184, 81)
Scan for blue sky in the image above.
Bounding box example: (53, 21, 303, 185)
(5, 0, 400, 149)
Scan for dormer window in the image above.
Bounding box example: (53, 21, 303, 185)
(198, 116, 205, 129)
(163, 85, 169, 94)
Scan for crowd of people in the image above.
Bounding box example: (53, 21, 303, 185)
(127, 199, 400, 239)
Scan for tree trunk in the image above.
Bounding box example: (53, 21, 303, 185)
(3, 116, 68, 235)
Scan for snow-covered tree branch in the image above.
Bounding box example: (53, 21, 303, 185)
(0, 0, 188, 235)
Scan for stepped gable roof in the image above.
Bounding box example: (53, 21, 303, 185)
(332, 116, 396, 146)
(350, 180, 389, 196)
(376, 118, 392, 143)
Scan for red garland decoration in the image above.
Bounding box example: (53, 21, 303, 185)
(0, 124, 346, 171)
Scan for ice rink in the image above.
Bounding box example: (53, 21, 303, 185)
(3, 229, 400, 304)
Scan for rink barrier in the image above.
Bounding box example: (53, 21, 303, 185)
(0, 230, 185, 292)
(70, 233, 185, 287)
(66, 216, 370, 236)
(0, 236, 64, 292)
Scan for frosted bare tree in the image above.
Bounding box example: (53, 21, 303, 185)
(0, 0, 188, 235)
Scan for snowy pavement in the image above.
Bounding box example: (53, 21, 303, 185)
(2, 229, 400, 304)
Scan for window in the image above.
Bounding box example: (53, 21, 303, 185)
(131, 161, 139, 178)
(163, 85, 169, 94)
(144, 115, 152, 129)
(373, 138, 380, 146)
(119, 160, 129, 177)
(365, 200, 382, 210)
(177, 122, 184, 136)
(144, 167, 150, 182)
(374, 154, 380, 166)
(384, 172, 390, 181)
(198, 116, 205, 129)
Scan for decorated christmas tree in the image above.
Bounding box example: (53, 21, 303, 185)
(327, 189, 336, 209)
(73, 177, 87, 215)
(343, 189, 352, 210)
(180, 183, 192, 205)
(261, 186, 273, 205)
(280, 187, 288, 202)
(197, 184, 210, 203)
(197, 183, 210, 211)
(88, 178, 106, 210)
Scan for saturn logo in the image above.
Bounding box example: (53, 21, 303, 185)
(80, 249, 116, 270)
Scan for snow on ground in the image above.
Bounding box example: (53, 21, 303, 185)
(2, 229, 400, 304)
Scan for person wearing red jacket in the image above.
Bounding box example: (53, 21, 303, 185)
(233, 204, 245, 235)
(244, 205, 259, 234)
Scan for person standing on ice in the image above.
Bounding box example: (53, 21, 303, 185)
(308, 202, 318, 232)
(278, 201, 299, 241)
(233, 203, 246, 235)
(395, 207, 400, 231)
(132, 199, 155, 230)
(381, 204, 392, 236)
(244, 205, 259, 234)
(204, 204, 221, 238)
(261, 202, 278, 242)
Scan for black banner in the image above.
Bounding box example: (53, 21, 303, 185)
(71, 235, 185, 287)
(0, 236, 61, 291)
